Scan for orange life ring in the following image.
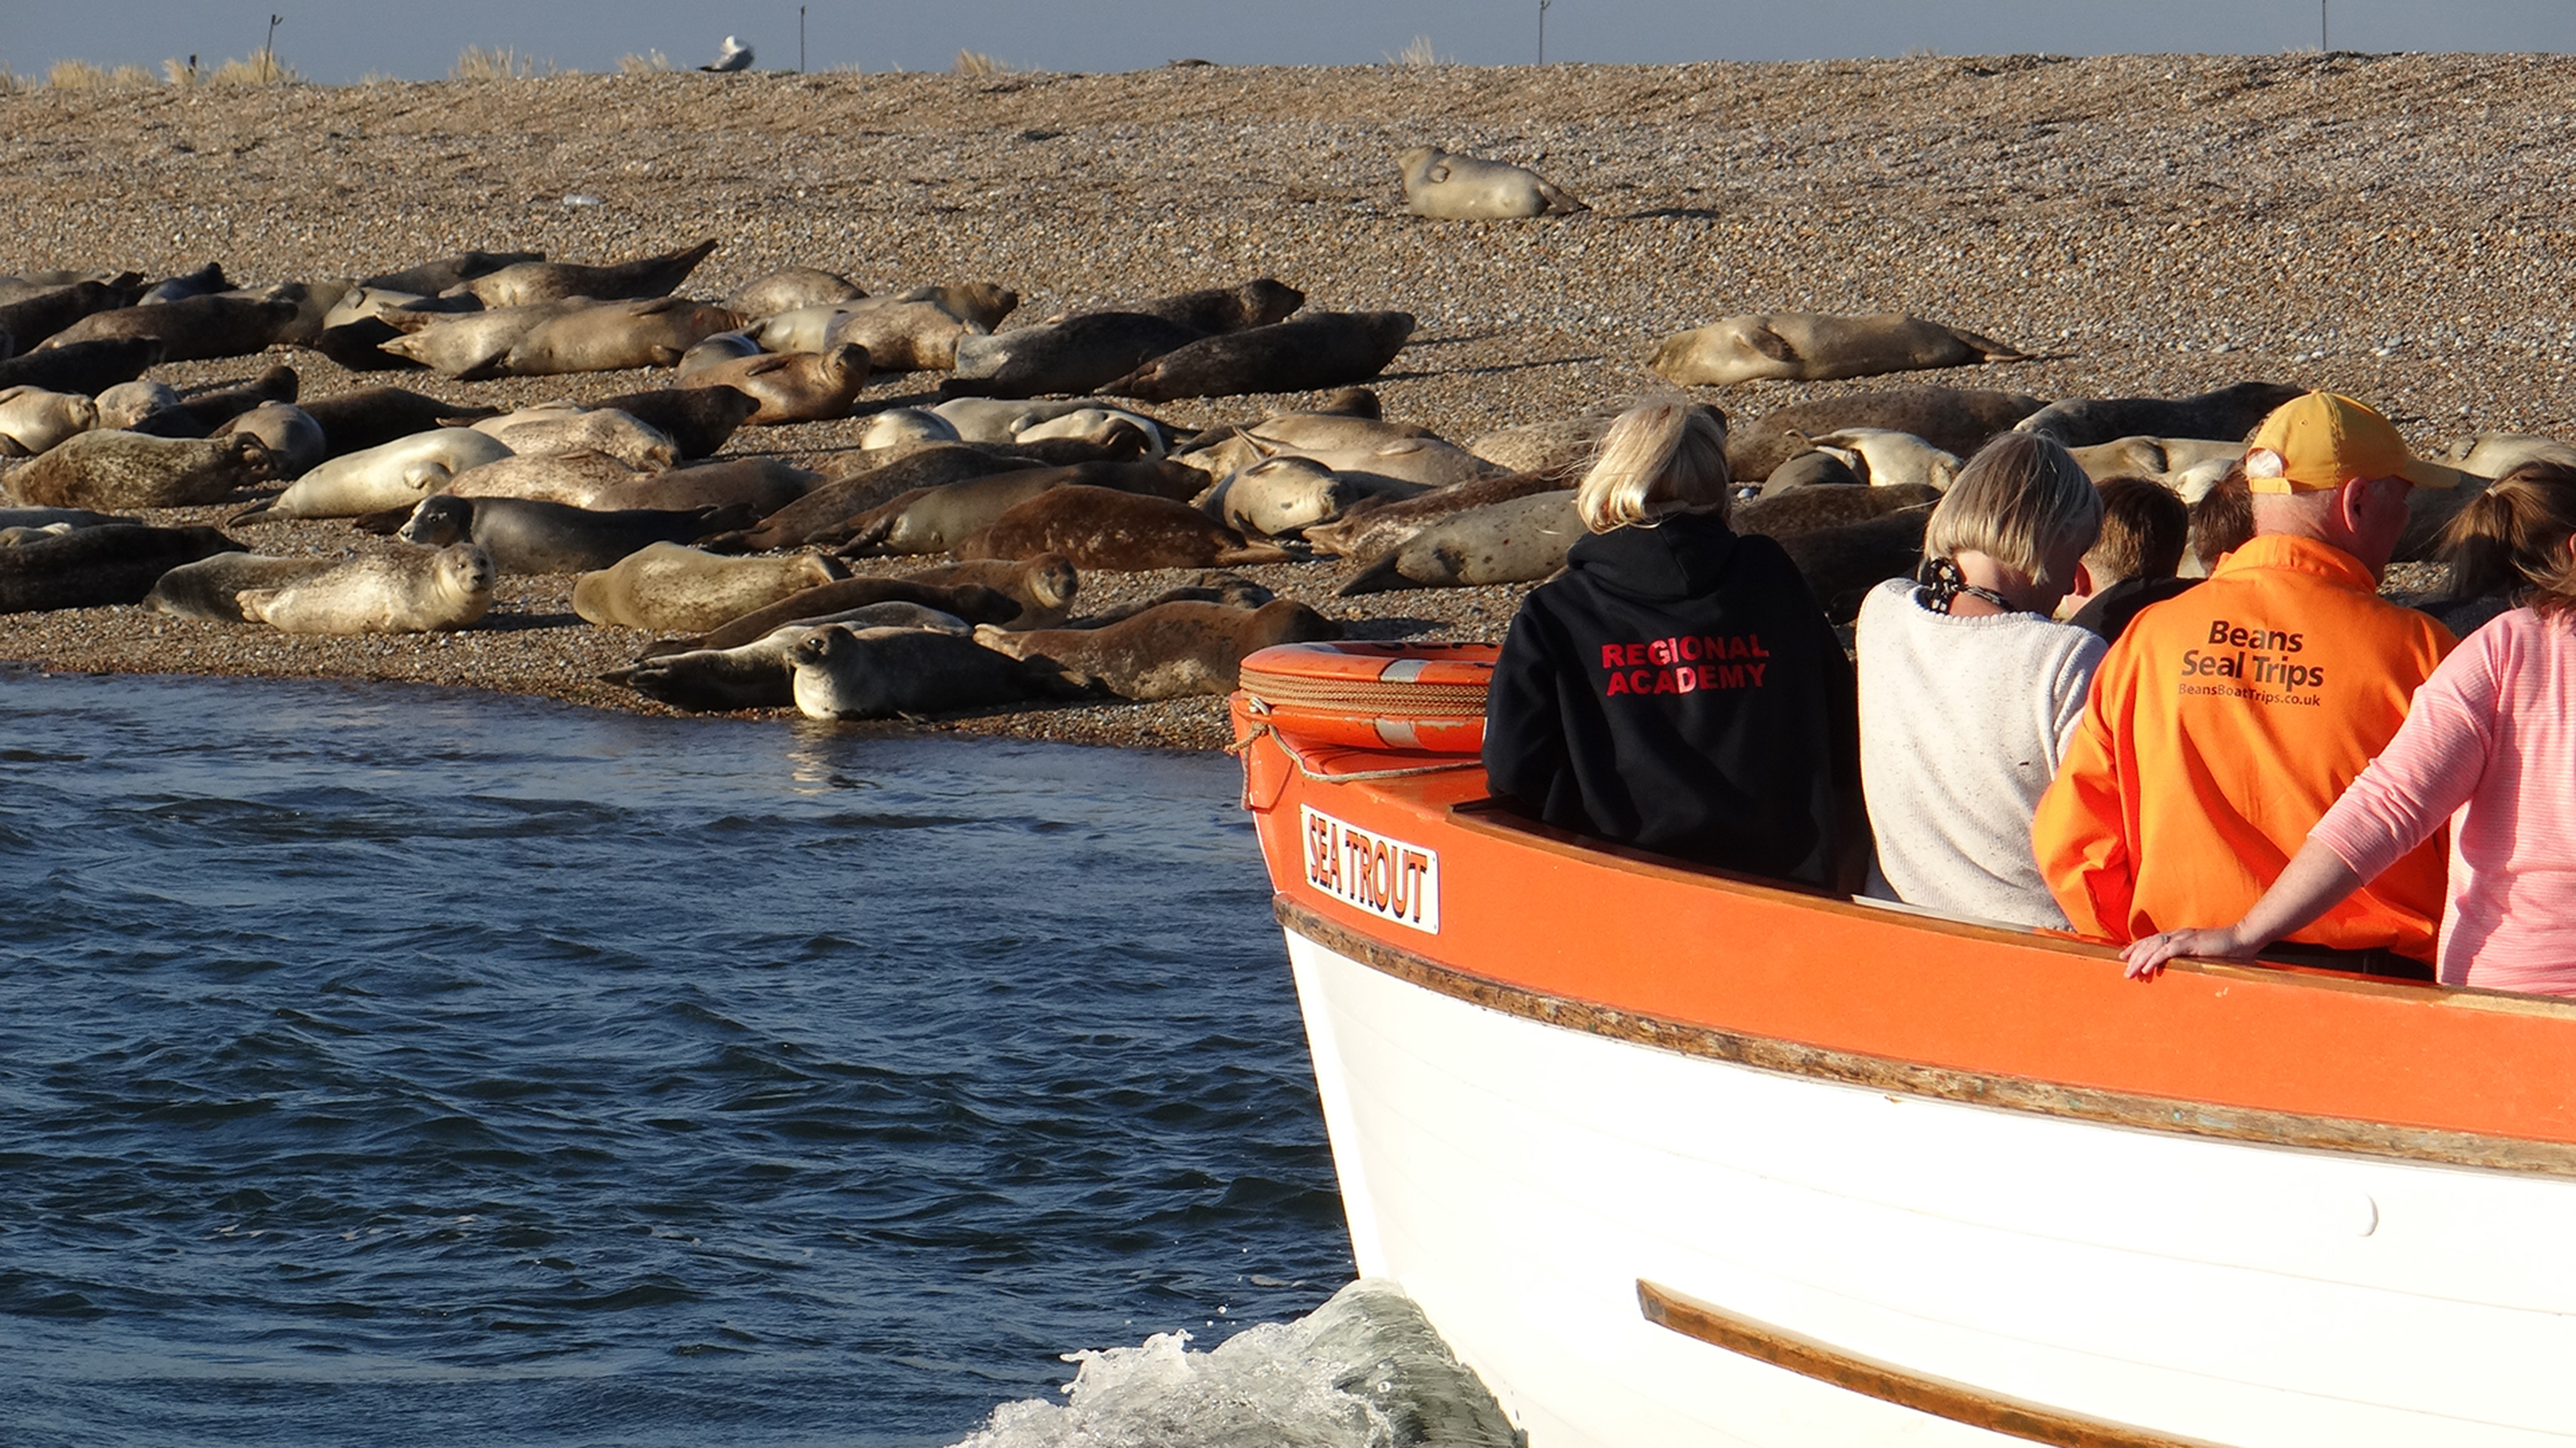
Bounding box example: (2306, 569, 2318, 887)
(1237, 641, 1497, 753)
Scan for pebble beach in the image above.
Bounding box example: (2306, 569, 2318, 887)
(0, 51, 2553, 748)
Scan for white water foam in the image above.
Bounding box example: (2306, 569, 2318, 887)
(950, 1278, 1522, 1448)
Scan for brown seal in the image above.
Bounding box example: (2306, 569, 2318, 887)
(301, 386, 501, 459)
(571, 543, 848, 633)
(1728, 387, 2046, 480)
(1733, 482, 1942, 538)
(587, 385, 762, 459)
(679, 345, 869, 425)
(1333, 489, 1581, 595)
(0, 523, 244, 613)
(832, 459, 1207, 555)
(8, 430, 275, 508)
(362, 249, 544, 296)
(1302, 471, 1565, 562)
(648, 577, 1022, 657)
(897, 553, 1080, 628)
(943, 313, 1210, 400)
(976, 598, 1341, 699)
(960, 485, 1293, 570)
(2012, 382, 2304, 449)
(1106, 312, 1416, 402)
(446, 239, 718, 308)
(1130, 278, 1304, 334)
(0, 338, 164, 395)
(725, 266, 864, 318)
(0, 278, 145, 351)
(37, 295, 301, 363)
(789, 625, 1079, 720)
(1650, 314, 2028, 387)
(723, 445, 1044, 552)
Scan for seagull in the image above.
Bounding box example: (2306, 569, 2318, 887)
(700, 35, 753, 72)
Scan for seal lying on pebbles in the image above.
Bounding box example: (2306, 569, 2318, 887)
(0, 523, 243, 612)
(38, 295, 302, 362)
(1106, 311, 1417, 401)
(144, 552, 340, 622)
(1334, 489, 1581, 594)
(725, 266, 864, 318)
(943, 313, 1210, 400)
(823, 289, 1010, 372)
(440, 448, 648, 507)
(722, 445, 1044, 552)
(1777, 511, 1933, 624)
(897, 553, 1080, 628)
(244, 428, 514, 520)
(572, 543, 848, 632)
(0, 279, 143, 351)
(1734, 481, 1941, 539)
(301, 386, 500, 459)
(680, 345, 869, 424)
(2012, 381, 2303, 449)
(959, 486, 1295, 569)
(931, 397, 1115, 444)
(1014, 407, 1164, 456)
(976, 599, 1342, 699)
(1302, 471, 1565, 561)
(1650, 313, 2029, 386)
(442, 238, 718, 308)
(239, 543, 495, 634)
(1397, 146, 1590, 219)
(2064, 435, 2245, 482)
(176, 365, 300, 434)
(1726, 387, 2045, 480)
(620, 457, 823, 516)
(587, 385, 762, 459)
(833, 459, 1207, 555)
(487, 297, 743, 376)
(1131, 278, 1305, 334)
(0, 337, 164, 395)
(213, 401, 328, 478)
(0, 386, 98, 456)
(471, 403, 677, 469)
(1758, 449, 1867, 495)
(650, 577, 1023, 656)
(677, 330, 764, 380)
(789, 624, 1080, 721)
(361, 249, 544, 296)
(377, 299, 590, 376)
(1198, 456, 1424, 538)
(1800, 428, 1962, 492)
(606, 603, 974, 712)
(8, 430, 275, 509)
(395, 494, 755, 574)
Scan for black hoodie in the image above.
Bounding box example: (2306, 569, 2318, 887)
(1482, 510, 1861, 889)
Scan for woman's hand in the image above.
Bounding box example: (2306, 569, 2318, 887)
(2121, 926, 2258, 980)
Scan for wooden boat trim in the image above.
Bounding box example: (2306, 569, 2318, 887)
(1276, 896, 2576, 1178)
(1636, 1280, 2234, 1448)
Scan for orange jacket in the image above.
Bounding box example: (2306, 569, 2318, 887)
(2032, 535, 2455, 959)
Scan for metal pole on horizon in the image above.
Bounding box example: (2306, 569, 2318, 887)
(2322, 1, 2329, 51)
(1538, 0, 1551, 63)
(800, 6, 808, 72)
(262, 13, 281, 82)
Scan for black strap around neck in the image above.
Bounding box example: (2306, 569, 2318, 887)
(1919, 556, 2023, 615)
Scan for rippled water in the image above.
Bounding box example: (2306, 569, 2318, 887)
(0, 669, 1367, 1446)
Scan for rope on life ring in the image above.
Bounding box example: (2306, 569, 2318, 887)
(1235, 641, 1497, 755)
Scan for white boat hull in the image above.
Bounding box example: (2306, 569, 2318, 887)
(1286, 929, 2576, 1446)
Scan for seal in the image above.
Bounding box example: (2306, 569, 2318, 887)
(619, 457, 823, 516)
(0, 505, 126, 532)
(1733, 482, 1941, 540)
(897, 553, 1080, 628)
(930, 397, 1112, 444)
(37, 294, 302, 362)
(1466, 409, 1620, 480)
(224, 281, 348, 347)
(475, 297, 741, 377)
(0, 522, 244, 613)
(242, 428, 514, 520)
(2064, 435, 2246, 483)
(1649, 313, 2029, 387)
(90, 381, 182, 433)
(725, 266, 865, 319)
(1130, 278, 1305, 335)
(1727, 387, 2045, 480)
(676, 330, 765, 380)
(680, 345, 869, 425)
(856, 407, 962, 450)
(2013, 382, 2304, 449)
(1302, 470, 1565, 561)
(137, 262, 229, 305)
(361, 249, 544, 296)
(1333, 489, 1582, 594)
(1059, 572, 1274, 627)
(607, 604, 976, 712)
(788, 624, 1079, 720)
(8, 430, 275, 509)
(822, 290, 1004, 372)
(961, 485, 1294, 570)
(0, 337, 164, 396)
(300, 385, 500, 459)
(175, 364, 300, 433)
(213, 401, 328, 478)
(1106, 311, 1417, 402)
(1802, 427, 1963, 492)
(440, 448, 647, 507)
(1013, 407, 1165, 456)
(395, 493, 755, 574)
(656, 577, 1023, 655)
(239, 543, 495, 634)
(943, 312, 1210, 400)
(470, 403, 678, 469)
(143, 552, 339, 622)
(586, 385, 761, 459)
(723, 445, 1044, 552)
(748, 305, 860, 354)
(1756, 449, 1867, 496)
(571, 543, 848, 633)
(1397, 146, 1590, 219)
(1198, 456, 1418, 538)
(376, 299, 590, 376)
(835, 459, 1208, 555)
(0, 386, 98, 457)
(445, 238, 718, 308)
(0, 278, 144, 352)
(1775, 511, 1934, 624)
(974, 598, 1342, 700)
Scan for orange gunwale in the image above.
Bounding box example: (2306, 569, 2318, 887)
(1235, 695, 2576, 1176)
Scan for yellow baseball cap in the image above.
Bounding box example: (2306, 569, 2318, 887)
(2242, 391, 2462, 494)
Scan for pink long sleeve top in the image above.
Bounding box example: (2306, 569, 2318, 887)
(2309, 607, 2576, 994)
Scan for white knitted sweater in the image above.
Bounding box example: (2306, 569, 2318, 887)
(1855, 578, 2108, 928)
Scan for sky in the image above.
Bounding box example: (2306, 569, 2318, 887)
(2, 0, 2571, 82)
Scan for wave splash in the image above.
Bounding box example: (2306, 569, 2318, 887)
(952, 1279, 1522, 1448)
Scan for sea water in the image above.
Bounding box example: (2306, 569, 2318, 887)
(0, 670, 1513, 1447)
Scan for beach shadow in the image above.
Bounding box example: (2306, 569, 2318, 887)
(1378, 354, 1605, 382)
(1621, 207, 1725, 220)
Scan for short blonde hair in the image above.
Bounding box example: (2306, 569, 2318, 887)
(1921, 431, 2102, 588)
(1575, 401, 1731, 534)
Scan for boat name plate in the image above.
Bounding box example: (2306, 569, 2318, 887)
(1302, 805, 1440, 934)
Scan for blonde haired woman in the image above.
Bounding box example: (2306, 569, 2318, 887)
(1856, 431, 2105, 927)
(1482, 400, 1862, 889)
